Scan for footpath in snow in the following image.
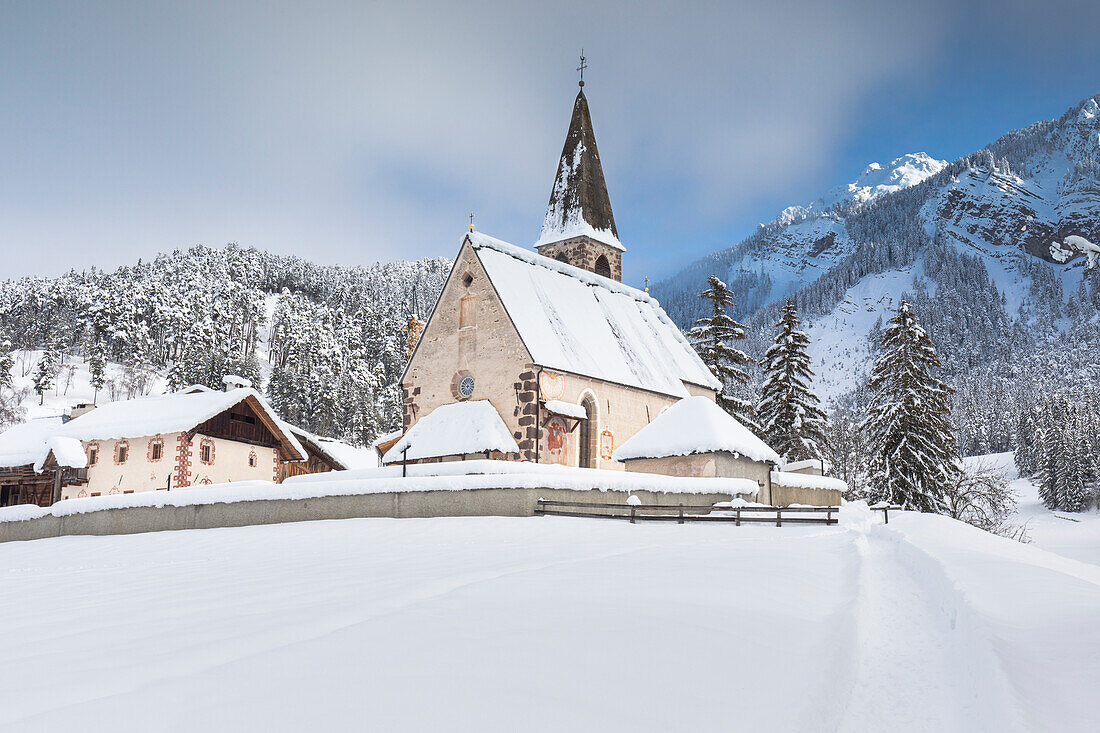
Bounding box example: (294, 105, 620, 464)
(0, 505, 1097, 732)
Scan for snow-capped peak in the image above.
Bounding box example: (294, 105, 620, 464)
(1078, 98, 1098, 123)
(814, 152, 948, 211)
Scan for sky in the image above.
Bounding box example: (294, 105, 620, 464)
(2, 0, 1099, 286)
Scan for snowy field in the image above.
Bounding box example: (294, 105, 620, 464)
(1, 505, 1098, 732)
(969, 451, 1100, 567)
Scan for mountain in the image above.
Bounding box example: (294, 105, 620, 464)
(652, 93, 1100, 454)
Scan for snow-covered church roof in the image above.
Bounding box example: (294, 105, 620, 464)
(468, 232, 720, 398)
(612, 396, 781, 464)
(535, 88, 623, 251)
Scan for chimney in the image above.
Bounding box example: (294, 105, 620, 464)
(222, 375, 252, 392)
(68, 402, 96, 421)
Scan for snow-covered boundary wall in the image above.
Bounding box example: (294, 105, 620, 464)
(0, 462, 756, 543)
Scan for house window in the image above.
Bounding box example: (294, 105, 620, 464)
(87, 444, 98, 466)
(199, 439, 215, 465)
(115, 442, 129, 464)
(90, 492, 101, 497)
(248, 450, 258, 468)
(148, 438, 164, 462)
(459, 293, 477, 329)
(462, 273, 474, 287)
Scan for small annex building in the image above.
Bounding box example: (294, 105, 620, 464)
(612, 397, 781, 499)
(400, 83, 722, 471)
(0, 383, 309, 506)
(382, 400, 521, 465)
(613, 397, 846, 506)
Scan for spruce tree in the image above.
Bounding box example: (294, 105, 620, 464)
(0, 341, 13, 392)
(32, 350, 56, 405)
(687, 275, 757, 428)
(757, 300, 826, 461)
(89, 346, 107, 404)
(862, 301, 959, 512)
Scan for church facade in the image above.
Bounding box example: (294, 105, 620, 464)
(399, 85, 721, 470)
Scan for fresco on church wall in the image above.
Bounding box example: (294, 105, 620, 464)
(547, 418, 567, 464)
(539, 370, 565, 400)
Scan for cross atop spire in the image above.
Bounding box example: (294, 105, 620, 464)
(577, 50, 587, 88)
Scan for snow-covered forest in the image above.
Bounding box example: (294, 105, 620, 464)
(0, 245, 449, 445)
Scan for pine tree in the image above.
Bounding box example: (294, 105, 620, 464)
(88, 346, 107, 404)
(687, 275, 757, 428)
(862, 301, 959, 512)
(757, 300, 826, 461)
(32, 350, 56, 405)
(0, 341, 13, 392)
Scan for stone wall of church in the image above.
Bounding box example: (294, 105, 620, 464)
(534, 236, 622, 281)
(401, 241, 538, 459)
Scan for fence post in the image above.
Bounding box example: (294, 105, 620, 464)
(630, 505, 636, 524)
(776, 508, 782, 527)
(735, 507, 741, 527)
(678, 504, 684, 525)
(884, 507, 889, 524)
(826, 508, 833, 525)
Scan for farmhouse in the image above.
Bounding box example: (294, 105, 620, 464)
(0, 380, 308, 506)
(400, 83, 722, 470)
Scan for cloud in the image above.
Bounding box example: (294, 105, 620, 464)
(0, 0, 979, 277)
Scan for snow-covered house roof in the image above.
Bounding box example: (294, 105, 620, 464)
(0, 417, 84, 474)
(612, 396, 781, 464)
(382, 401, 520, 464)
(467, 232, 720, 398)
(284, 423, 379, 470)
(535, 88, 622, 252)
(51, 388, 307, 461)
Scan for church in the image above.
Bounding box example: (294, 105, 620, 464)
(397, 80, 730, 471)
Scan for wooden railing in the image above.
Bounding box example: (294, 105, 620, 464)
(535, 500, 838, 526)
(870, 505, 904, 523)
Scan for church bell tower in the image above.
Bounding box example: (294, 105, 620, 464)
(535, 56, 623, 281)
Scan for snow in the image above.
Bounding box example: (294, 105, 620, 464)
(541, 399, 587, 419)
(381, 401, 520, 463)
(0, 416, 65, 468)
(612, 396, 781, 464)
(313, 437, 379, 470)
(7, 349, 169, 422)
(1, 507, 1097, 730)
(814, 152, 948, 211)
(33, 436, 87, 473)
(1050, 234, 1100, 269)
(770, 469, 847, 493)
(782, 458, 827, 472)
(0, 460, 761, 524)
(469, 232, 721, 397)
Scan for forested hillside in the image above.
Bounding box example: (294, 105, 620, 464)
(0, 245, 450, 445)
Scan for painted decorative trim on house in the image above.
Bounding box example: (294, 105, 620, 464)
(199, 438, 215, 465)
(114, 440, 130, 465)
(147, 436, 165, 462)
(174, 433, 191, 488)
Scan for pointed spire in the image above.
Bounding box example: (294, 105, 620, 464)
(536, 86, 622, 251)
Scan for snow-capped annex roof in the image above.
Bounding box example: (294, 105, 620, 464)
(382, 400, 520, 464)
(468, 232, 721, 398)
(535, 89, 623, 252)
(612, 396, 781, 464)
(51, 388, 307, 461)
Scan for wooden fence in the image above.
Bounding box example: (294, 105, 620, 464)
(534, 500, 838, 527)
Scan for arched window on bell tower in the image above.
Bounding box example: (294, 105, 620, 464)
(594, 255, 611, 279)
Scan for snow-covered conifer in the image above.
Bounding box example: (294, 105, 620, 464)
(862, 301, 959, 512)
(757, 300, 826, 461)
(687, 275, 757, 428)
(89, 346, 107, 404)
(32, 350, 56, 405)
